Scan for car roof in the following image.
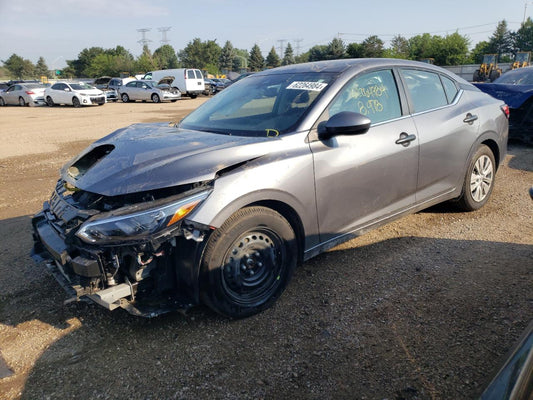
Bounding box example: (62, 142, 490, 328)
(254, 58, 467, 83)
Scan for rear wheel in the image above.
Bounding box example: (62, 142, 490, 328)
(456, 145, 495, 211)
(46, 96, 54, 107)
(151, 93, 160, 103)
(121, 93, 130, 103)
(201, 206, 297, 318)
(18, 97, 26, 107)
(189, 93, 198, 99)
(72, 97, 81, 108)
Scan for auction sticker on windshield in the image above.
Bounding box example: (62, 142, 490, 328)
(286, 81, 328, 91)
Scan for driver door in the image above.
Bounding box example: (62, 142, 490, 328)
(310, 69, 419, 243)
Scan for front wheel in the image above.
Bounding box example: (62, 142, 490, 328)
(0, 97, 5, 106)
(46, 96, 54, 107)
(121, 93, 130, 103)
(456, 145, 496, 211)
(201, 206, 297, 318)
(72, 97, 81, 108)
(151, 93, 160, 103)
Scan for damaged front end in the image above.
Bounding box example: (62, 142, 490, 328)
(32, 179, 213, 317)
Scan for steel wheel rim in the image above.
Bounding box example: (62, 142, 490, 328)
(470, 155, 493, 202)
(221, 228, 284, 306)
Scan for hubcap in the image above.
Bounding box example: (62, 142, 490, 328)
(470, 155, 493, 202)
(221, 229, 284, 306)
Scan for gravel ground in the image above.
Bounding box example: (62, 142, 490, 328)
(0, 101, 531, 400)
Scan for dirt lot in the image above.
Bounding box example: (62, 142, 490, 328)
(0, 101, 531, 400)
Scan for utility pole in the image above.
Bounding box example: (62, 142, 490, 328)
(158, 27, 171, 45)
(137, 28, 152, 48)
(524, 1, 533, 24)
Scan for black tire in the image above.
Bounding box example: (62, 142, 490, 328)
(18, 97, 26, 107)
(151, 93, 160, 103)
(72, 97, 81, 108)
(201, 206, 297, 318)
(456, 145, 496, 211)
(171, 99, 178, 102)
(473, 70, 481, 82)
(46, 96, 54, 107)
(189, 93, 198, 99)
(489, 70, 501, 82)
(121, 93, 130, 103)
(0, 97, 5, 106)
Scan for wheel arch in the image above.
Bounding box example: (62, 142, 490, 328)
(480, 138, 501, 170)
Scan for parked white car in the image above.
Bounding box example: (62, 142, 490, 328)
(44, 82, 106, 107)
(119, 79, 181, 103)
(0, 83, 47, 106)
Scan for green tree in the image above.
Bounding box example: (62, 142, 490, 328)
(326, 37, 346, 59)
(34, 57, 50, 78)
(469, 41, 491, 64)
(408, 33, 434, 60)
(487, 20, 514, 61)
(249, 44, 264, 71)
(178, 38, 221, 71)
(136, 45, 157, 74)
(219, 41, 235, 73)
(346, 42, 363, 58)
(232, 49, 249, 72)
(308, 45, 328, 61)
(265, 46, 281, 68)
(389, 35, 409, 59)
(2, 53, 34, 79)
(361, 35, 384, 58)
(436, 32, 470, 65)
(66, 47, 105, 77)
(515, 17, 533, 51)
(281, 43, 295, 65)
(153, 45, 179, 69)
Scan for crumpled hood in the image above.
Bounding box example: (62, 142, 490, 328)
(473, 82, 533, 109)
(61, 123, 280, 196)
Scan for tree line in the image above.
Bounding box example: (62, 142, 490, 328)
(2, 18, 532, 80)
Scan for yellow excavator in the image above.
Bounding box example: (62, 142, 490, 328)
(512, 52, 531, 69)
(473, 54, 502, 82)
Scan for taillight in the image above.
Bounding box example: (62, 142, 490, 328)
(25, 91, 35, 95)
(501, 104, 510, 119)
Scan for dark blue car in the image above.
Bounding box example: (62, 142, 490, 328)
(474, 67, 533, 144)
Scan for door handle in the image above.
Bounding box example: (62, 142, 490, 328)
(395, 132, 417, 147)
(463, 113, 478, 124)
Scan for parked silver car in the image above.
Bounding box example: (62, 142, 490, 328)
(0, 83, 47, 106)
(119, 78, 181, 103)
(32, 59, 508, 319)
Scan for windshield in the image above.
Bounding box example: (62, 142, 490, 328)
(71, 82, 95, 90)
(180, 72, 335, 136)
(494, 68, 533, 85)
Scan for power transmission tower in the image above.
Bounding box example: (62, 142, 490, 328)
(137, 28, 152, 48)
(277, 39, 287, 58)
(158, 27, 171, 45)
(294, 38, 303, 56)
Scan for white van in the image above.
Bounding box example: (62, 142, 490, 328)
(143, 69, 204, 98)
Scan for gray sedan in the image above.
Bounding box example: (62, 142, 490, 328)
(119, 79, 181, 103)
(0, 83, 46, 106)
(32, 59, 508, 319)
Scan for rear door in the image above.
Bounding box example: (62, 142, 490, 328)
(398, 69, 479, 202)
(310, 69, 419, 243)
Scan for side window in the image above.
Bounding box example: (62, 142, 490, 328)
(400, 69, 448, 113)
(441, 75, 458, 103)
(328, 69, 402, 124)
(195, 70, 203, 79)
(187, 70, 195, 79)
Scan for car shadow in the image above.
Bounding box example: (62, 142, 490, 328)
(1, 226, 529, 399)
(506, 143, 532, 172)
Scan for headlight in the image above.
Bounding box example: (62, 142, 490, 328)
(76, 191, 209, 244)
(80, 93, 89, 96)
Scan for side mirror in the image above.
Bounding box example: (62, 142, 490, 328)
(318, 111, 371, 140)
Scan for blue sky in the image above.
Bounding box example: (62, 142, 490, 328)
(0, 0, 528, 69)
